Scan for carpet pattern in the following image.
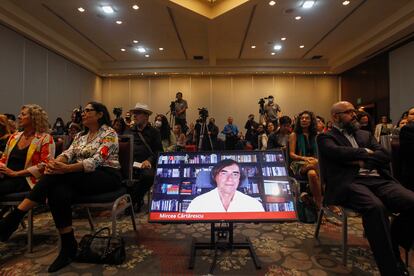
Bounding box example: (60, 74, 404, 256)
(0, 210, 411, 275)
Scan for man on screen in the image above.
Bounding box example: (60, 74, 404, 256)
(186, 159, 265, 212)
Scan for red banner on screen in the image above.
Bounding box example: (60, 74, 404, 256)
(149, 211, 297, 222)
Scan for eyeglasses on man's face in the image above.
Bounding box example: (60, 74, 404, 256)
(82, 108, 95, 113)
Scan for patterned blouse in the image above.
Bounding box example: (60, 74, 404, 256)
(59, 124, 120, 172)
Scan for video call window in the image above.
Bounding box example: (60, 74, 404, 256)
(149, 150, 297, 222)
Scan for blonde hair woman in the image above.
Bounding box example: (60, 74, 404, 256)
(0, 104, 55, 194)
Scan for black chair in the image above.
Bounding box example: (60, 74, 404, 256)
(72, 135, 137, 237)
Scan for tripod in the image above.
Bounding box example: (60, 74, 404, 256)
(166, 101, 176, 128)
(197, 118, 214, 151)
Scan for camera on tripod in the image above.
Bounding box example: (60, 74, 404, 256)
(198, 107, 209, 120)
(113, 107, 123, 119)
(258, 97, 268, 115)
(169, 101, 176, 114)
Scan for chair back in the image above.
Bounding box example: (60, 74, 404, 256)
(54, 140, 64, 158)
(118, 135, 134, 182)
(390, 136, 402, 182)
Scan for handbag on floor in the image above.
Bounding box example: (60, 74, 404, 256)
(77, 227, 125, 265)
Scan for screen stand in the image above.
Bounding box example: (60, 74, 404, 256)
(188, 222, 261, 273)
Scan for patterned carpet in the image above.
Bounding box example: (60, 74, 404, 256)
(0, 209, 412, 275)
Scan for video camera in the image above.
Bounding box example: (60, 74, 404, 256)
(113, 107, 123, 119)
(198, 107, 209, 120)
(169, 101, 176, 115)
(258, 97, 268, 115)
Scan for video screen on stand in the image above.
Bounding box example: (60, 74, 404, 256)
(148, 150, 297, 223)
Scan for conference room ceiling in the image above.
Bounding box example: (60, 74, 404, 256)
(1, 0, 413, 76)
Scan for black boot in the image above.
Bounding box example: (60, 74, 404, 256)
(0, 208, 26, 242)
(48, 230, 78, 273)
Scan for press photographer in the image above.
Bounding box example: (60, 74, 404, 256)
(174, 92, 188, 133)
(264, 95, 281, 127)
(195, 107, 216, 151)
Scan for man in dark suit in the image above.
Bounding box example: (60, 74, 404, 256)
(318, 101, 414, 276)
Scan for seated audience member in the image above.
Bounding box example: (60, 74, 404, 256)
(0, 115, 12, 153)
(112, 117, 127, 136)
(154, 114, 176, 152)
(4, 113, 17, 134)
(268, 116, 292, 149)
(126, 103, 163, 209)
(65, 107, 82, 133)
(266, 121, 276, 135)
(244, 114, 259, 146)
(186, 159, 264, 212)
(289, 111, 322, 210)
(318, 101, 414, 276)
(222, 116, 239, 150)
(374, 115, 394, 141)
(0, 102, 121, 273)
(124, 111, 133, 128)
(393, 117, 408, 135)
(256, 124, 268, 150)
(186, 122, 196, 145)
(52, 117, 66, 135)
(324, 120, 333, 132)
(357, 111, 374, 133)
(400, 106, 414, 191)
(0, 105, 55, 196)
(172, 124, 186, 151)
(316, 116, 325, 134)
(65, 122, 81, 148)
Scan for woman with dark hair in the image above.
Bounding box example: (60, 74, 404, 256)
(154, 114, 176, 152)
(0, 102, 121, 272)
(357, 111, 374, 133)
(374, 115, 394, 141)
(112, 117, 127, 135)
(52, 117, 66, 135)
(289, 111, 322, 210)
(186, 159, 264, 212)
(0, 115, 12, 153)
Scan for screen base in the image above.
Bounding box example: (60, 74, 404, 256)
(188, 222, 261, 272)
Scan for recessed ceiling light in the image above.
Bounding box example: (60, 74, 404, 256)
(273, 44, 282, 51)
(116, 20, 122, 24)
(299, 45, 305, 48)
(137, 47, 146, 53)
(145, 54, 150, 58)
(78, 7, 85, 12)
(159, 47, 164, 51)
(295, 16, 302, 20)
(271, 52, 276, 55)
(120, 48, 126, 52)
(302, 1, 315, 9)
(269, 1, 276, 6)
(251, 45, 256, 49)
(102, 6, 114, 14)
(132, 4, 139, 10)
(133, 40, 138, 44)
(281, 37, 286, 41)
(342, 1, 350, 5)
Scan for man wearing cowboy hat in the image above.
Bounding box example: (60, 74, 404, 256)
(126, 103, 163, 211)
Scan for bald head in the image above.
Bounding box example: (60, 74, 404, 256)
(331, 101, 355, 116)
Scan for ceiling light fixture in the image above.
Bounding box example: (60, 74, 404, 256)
(269, 1, 276, 6)
(116, 20, 122, 24)
(145, 54, 150, 58)
(251, 45, 256, 49)
(295, 16, 302, 20)
(299, 45, 305, 48)
(342, 1, 350, 5)
(120, 48, 126, 52)
(302, 1, 315, 9)
(271, 52, 276, 55)
(78, 7, 85, 12)
(102, 6, 114, 14)
(281, 37, 286, 41)
(273, 44, 282, 51)
(132, 4, 139, 10)
(137, 47, 146, 53)
(159, 47, 164, 51)
(133, 40, 138, 44)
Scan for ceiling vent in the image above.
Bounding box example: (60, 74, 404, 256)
(193, 56, 204, 60)
(311, 55, 323, 59)
(284, 8, 296, 14)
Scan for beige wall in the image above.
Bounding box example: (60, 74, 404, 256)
(102, 75, 339, 129)
(0, 24, 102, 123)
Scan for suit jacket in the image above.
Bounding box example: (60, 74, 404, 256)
(317, 127, 392, 205)
(0, 132, 55, 188)
(399, 122, 414, 191)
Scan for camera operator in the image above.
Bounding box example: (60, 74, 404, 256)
(222, 116, 239, 150)
(174, 92, 188, 133)
(264, 95, 281, 127)
(244, 114, 259, 148)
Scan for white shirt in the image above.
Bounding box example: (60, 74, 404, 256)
(186, 188, 265, 213)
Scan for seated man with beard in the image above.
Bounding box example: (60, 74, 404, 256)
(318, 101, 414, 276)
